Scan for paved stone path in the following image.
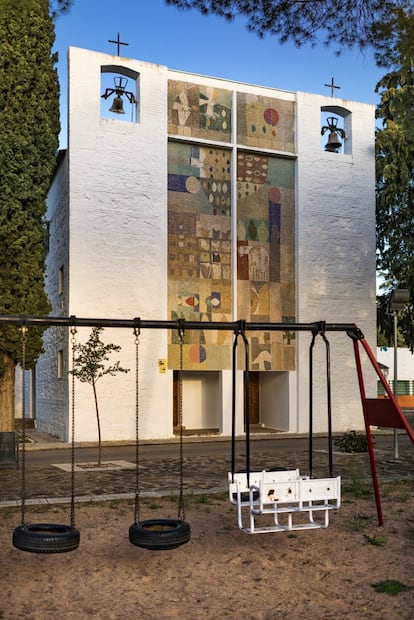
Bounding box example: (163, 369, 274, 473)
(1, 435, 413, 508)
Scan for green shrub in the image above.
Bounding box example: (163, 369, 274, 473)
(334, 430, 369, 453)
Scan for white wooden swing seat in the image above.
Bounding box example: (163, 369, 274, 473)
(228, 469, 341, 534)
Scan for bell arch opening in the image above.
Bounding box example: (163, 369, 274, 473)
(320, 105, 351, 155)
(100, 65, 139, 123)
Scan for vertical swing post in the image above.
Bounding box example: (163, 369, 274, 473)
(320, 326, 333, 478)
(69, 327, 78, 529)
(19, 325, 28, 526)
(177, 320, 186, 522)
(352, 337, 384, 526)
(239, 322, 250, 486)
(230, 328, 240, 481)
(133, 322, 141, 526)
(309, 324, 334, 478)
(308, 330, 317, 478)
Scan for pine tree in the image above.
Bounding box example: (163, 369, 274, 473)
(0, 0, 59, 451)
(165, 0, 412, 51)
(375, 11, 414, 349)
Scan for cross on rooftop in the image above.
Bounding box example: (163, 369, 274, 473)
(108, 33, 129, 56)
(324, 77, 341, 97)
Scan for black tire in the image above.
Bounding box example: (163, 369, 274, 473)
(232, 470, 260, 503)
(233, 490, 259, 503)
(12, 523, 80, 554)
(129, 519, 191, 550)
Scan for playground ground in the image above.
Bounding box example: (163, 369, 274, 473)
(1, 426, 414, 618)
(0, 478, 413, 619)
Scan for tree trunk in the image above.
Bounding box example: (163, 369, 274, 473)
(0, 352, 15, 432)
(92, 380, 102, 466)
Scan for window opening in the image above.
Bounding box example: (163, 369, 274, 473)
(58, 265, 64, 295)
(57, 349, 64, 379)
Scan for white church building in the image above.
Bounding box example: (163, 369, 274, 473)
(35, 46, 377, 442)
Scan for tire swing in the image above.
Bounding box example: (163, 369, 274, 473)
(128, 321, 191, 551)
(12, 326, 80, 554)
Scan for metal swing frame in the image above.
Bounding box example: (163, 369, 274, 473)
(0, 313, 413, 530)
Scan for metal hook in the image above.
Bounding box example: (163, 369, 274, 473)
(177, 318, 185, 343)
(133, 317, 141, 341)
(20, 324, 28, 340)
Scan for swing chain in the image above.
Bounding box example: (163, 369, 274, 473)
(133, 323, 141, 524)
(177, 325, 186, 521)
(70, 327, 77, 527)
(20, 325, 28, 525)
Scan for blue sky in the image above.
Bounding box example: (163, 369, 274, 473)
(54, 0, 384, 148)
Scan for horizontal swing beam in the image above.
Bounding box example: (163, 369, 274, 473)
(0, 314, 364, 336)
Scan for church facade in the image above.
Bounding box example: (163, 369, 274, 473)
(36, 47, 376, 442)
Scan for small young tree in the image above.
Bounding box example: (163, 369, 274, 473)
(71, 327, 129, 465)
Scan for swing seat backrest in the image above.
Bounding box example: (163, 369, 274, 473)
(299, 476, 341, 506)
(262, 469, 300, 484)
(254, 473, 340, 514)
(257, 470, 301, 508)
(228, 471, 264, 505)
(228, 469, 301, 506)
(253, 470, 301, 511)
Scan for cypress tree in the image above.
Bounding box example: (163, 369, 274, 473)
(0, 0, 59, 452)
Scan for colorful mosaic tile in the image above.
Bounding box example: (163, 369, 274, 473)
(168, 80, 232, 142)
(237, 153, 295, 371)
(237, 93, 295, 152)
(168, 142, 233, 369)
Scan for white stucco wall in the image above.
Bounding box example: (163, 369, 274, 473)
(66, 47, 171, 441)
(37, 155, 70, 438)
(295, 93, 376, 433)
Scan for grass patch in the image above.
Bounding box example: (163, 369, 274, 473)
(372, 580, 410, 595)
(350, 512, 373, 531)
(363, 534, 387, 547)
(145, 501, 163, 510)
(343, 462, 373, 499)
(108, 499, 128, 515)
(195, 494, 211, 505)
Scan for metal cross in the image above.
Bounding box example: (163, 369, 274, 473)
(324, 77, 341, 97)
(108, 33, 129, 56)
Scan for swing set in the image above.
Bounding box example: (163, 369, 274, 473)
(1, 314, 413, 554)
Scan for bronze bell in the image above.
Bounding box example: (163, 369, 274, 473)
(109, 96, 125, 114)
(324, 130, 342, 152)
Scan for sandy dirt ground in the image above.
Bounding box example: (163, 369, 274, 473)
(0, 481, 413, 619)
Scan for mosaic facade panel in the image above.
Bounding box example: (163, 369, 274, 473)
(168, 80, 232, 142)
(168, 142, 233, 370)
(237, 153, 295, 371)
(237, 93, 295, 152)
